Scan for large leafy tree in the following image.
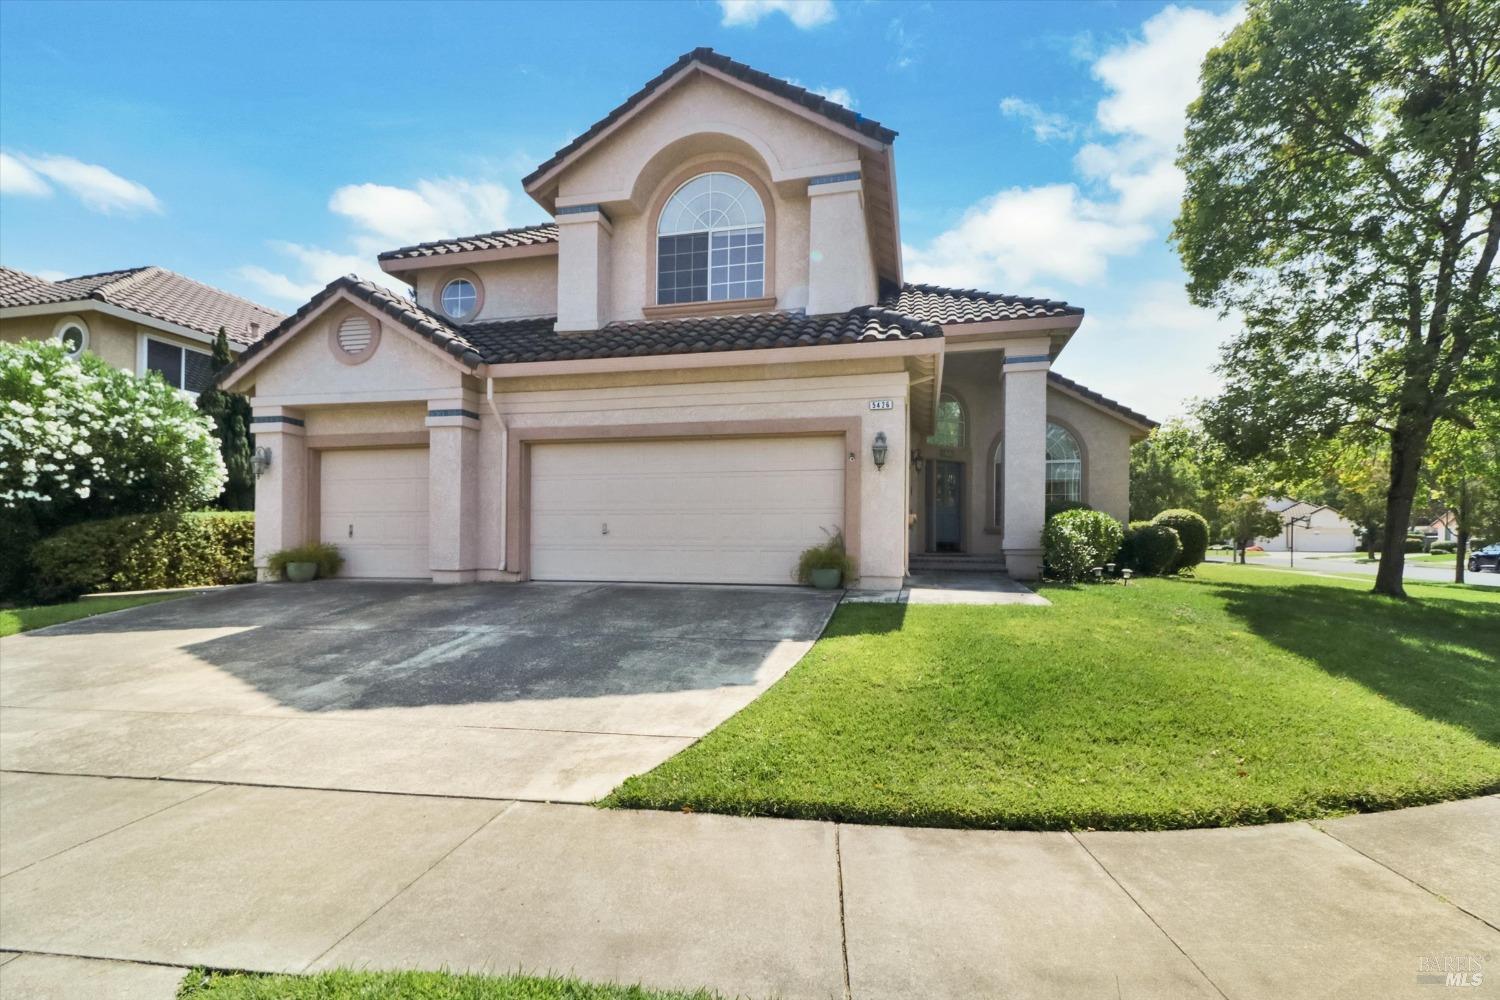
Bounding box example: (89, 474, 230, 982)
(196, 329, 255, 509)
(1129, 419, 1208, 520)
(1176, 0, 1500, 597)
(1422, 402, 1500, 581)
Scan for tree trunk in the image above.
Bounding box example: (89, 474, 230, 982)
(1455, 484, 1470, 585)
(1375, 425, 1429, 598)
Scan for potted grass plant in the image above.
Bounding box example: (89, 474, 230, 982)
(267, 542, 344, 582)
(795, 531, 856, 590)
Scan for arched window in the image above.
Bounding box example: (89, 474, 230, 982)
(657, 172, 765, 304)
(928, 392, 966, 449)
(1045, 422, 1083, 505)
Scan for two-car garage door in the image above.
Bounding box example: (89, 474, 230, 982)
(529, 436, 845, 585)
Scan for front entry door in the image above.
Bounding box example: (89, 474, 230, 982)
(934, 461, 964, 552)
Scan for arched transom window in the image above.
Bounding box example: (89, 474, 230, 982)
(1045, 423, 1083, 505)
(656, 172, 765, 305)
(928, 392, 967, 449)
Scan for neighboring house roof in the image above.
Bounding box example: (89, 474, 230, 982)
(1046, 371, 1156, 429)
(0, 264, 283, 345)
(879, 282, 1083, 324)
(223, 276, 941, 379)
(523, 48, 897, 190)
(378, 223, 559, 262)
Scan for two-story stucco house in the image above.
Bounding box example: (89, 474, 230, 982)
(0, 265, 282, 393)
(222, 49, 1155, 587)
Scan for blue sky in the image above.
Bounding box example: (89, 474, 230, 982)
(0, 0, 1243, 417)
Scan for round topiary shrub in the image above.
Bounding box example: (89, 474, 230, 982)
(1043, 508, 1125, 582)
(1121, 521, 1182, 576)
(1152, 508, 1210, 572)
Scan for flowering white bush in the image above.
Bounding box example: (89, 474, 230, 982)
(0, 340, 226, 523)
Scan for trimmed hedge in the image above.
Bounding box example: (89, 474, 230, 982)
(1152, 509, 1210, 572)
(1120, 520, 1182, 576)
(30, 512, 255, 603)
(1043, 508, 1125, 582)
(1430, 541, 1456, 554)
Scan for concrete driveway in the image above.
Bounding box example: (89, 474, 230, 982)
(0, 581, 839, 802)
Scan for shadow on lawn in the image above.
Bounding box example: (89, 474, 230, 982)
(1195, 577, 1500, 744)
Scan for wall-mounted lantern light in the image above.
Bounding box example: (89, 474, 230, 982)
(911, 448, 924, 474)
(253, 446, 273, 479)
(872, 431, 889, 469)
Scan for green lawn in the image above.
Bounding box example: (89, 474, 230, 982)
(177, 969, 718, 1000)
(0, 593, 186, 637)
(606, 563, 1500, 831)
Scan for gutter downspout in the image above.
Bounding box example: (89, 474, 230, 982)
(486, 375, 508, 573)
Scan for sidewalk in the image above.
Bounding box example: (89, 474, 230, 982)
(1, 773, 1495, 999)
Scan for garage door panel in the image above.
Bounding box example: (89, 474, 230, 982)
(530, 436, 845, 585)
(320, 448, 429, 579)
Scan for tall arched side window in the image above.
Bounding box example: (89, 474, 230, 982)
(1045, 423, 1084, 505)
(992, 438, 1004, 526)
(928, 392, 967, 449)
(656, 172, 765, 305)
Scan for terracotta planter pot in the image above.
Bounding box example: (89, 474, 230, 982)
(284, 561, 318, 583)
(809, 567, 843, 590)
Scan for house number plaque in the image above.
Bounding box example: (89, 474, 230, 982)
(868, 399, 894, 410)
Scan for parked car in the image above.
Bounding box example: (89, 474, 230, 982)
(1468, 544, 1500, 573)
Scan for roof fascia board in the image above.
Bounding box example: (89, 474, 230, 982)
(484, 335, 940, 379)
(0, 300, 242, 350)
(524, 61, 888, 201)
(220, 289, 473, 392)
(379, 241, 559, 275)
(940, 315, 1084, 338)
(1047, 380, 1155, 434)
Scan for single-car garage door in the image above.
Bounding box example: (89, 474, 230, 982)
(530, 436, 845, 584)
(319, 448, 429, 578)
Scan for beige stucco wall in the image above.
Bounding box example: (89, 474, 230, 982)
(412, 254, 558, 322)
(1046, 388, 1132, 525)
(0, 309, 212, 373)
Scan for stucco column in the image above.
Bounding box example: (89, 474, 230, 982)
(250, 406, 307, 581)
(555, 205, 613, 332)
(1001, 340, 1051, 580)
(427, 397, 481, 583)
(806, 174, 877, 315)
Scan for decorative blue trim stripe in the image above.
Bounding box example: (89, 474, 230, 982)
(556, 203, 600, 214)
(251, 415, 305, 427)
(428, 408, 480, 420)
(1003, 354, 1052, 365)
(809, 171, 861, 186)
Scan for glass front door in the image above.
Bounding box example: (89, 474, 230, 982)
(933, 460, 964, 552)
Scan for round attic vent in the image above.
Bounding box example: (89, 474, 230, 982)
(336, 315, 373, 355)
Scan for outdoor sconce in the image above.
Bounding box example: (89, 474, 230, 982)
(872, 432, 889, 469)
(253, 446, 273, 479)
(911, 448, 924, 474)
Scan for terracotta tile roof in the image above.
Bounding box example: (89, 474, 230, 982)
(524, 48, 896, 188)
(0, 264, 283, 345)
(880, 282, 1083, 324)
(222, 277, 939, 381)
(378, 223, 559, 262)
(1047, 371, 1156, 429)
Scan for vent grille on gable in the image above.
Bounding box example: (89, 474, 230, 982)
(337, 315, 373, 355)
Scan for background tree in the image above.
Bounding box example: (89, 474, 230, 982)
(1176, 0, 1500, 597)
(1422, 403, 1500, 581)
(1218, 494, 1286, 562)
(196, 329, 255, 509)
(1129, 419, 1209, 520)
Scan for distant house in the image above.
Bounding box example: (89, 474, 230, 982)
(1257, 499, 1360, 552)
(1425, 510, 1458, 542)
(0, 265, 281, 395)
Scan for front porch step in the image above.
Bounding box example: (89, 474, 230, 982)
(909, 553, 1008, 573)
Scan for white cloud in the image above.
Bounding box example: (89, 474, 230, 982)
(239, 177, 516, 306)
(0, 152, 161, 214)
(998, 97, 1076, 143)
(328, 178, 514, 245)
(718, 0, 835, 29)
(790, 79, 857, 110)
(0, 152, 51, 197)
(906, 4, 1243, 291)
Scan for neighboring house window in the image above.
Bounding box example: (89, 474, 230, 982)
(145, 338, 213, 393)
(441, 278, 478, 319)
(1045, 423, 1084, 505)
(928, 392, 966, 449)
(57, 323, 88, 358)
(656, 171, 765, 304)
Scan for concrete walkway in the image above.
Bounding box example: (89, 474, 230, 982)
(1, 772, 1495, 999)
